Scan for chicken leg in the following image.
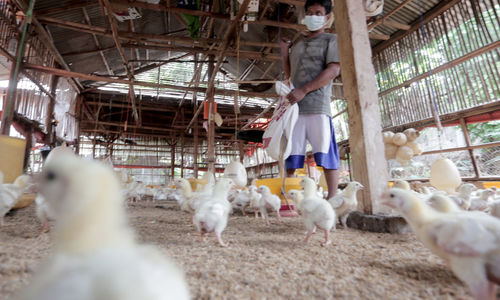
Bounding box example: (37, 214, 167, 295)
(215, 232, 227, 247)
(321, 229, 331, 247)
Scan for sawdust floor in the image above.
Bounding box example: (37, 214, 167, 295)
(1, 201, 473, 299)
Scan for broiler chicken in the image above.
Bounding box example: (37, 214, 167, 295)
(255, 185, 282, 225)
(0, 172, 32, 226)
(470, 189, 495, 212)
(382, 188, 500, 300)
(328, 181, 363, 228)
(299, 177, 336, 246)
(232, 189, 251, 216)
(19, 153, 190, 300)
(448, 183, 476, 210)
(193, 178, 234, 247)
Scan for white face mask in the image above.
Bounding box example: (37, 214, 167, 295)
(303, 15, 326, 31)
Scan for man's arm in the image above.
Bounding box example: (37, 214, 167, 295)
(279, 39, 291, 80)
(287, 62, 340, 104)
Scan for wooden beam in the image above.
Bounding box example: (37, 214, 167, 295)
(45, 75, 59, 145)
(82, 7, 113, 76)
(421, 141, 500, 156)
(459, 118, 480, 178)
(334, 0, 388, 214)
(372, 0, 461, 55)
(35, 0, 96, 15)
(379, 40, 500, 97)
(381, 19, 411, 31)
(23, 63, 279, 98)
(367, 0, 413, 31)
(81, 120, 176, 132)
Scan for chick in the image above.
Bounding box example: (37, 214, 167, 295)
(392, 179, 411, 190)
(19, 155, 190, 300)
(489, 201, 500, 219)
(286, 189, 304, 214)
(177, 178, 214, 213)
(247, 185, 263, 219)
(0, 172, 32, 226)
(299, 177, 336, 246)
(382, 188, 500, 300)
(256, 185, 282, 225)
(328, 181, 364, 228)
(470, 189, 495, 212)
(427, 193, 461, 213)
(193, 178, 234, 247)
(448, 183, 476, 210)
(232, 189, 251, 216)
(35, 194, 56, 235)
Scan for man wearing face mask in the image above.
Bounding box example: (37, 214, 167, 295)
(280, 0, 341, 199)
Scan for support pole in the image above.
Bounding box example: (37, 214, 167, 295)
(45, 74, 59, 145)
(170, 140, 175, 180)
(207, 55, 215, 174)
(459, 118, 480, 178)
(333, 0, 388, 214)
(1, 0, 36, 135)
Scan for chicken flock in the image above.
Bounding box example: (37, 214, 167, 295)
(1, 149, 500, 299)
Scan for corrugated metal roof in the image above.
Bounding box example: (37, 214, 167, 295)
(32, 0, 454, 100)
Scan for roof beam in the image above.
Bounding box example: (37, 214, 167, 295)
(372, 0, 461, 55)
(23, 62, 279, 98)
(367, 0, 413, 31)
(82, 7, 113, 76)
(101, 0, 139, 125)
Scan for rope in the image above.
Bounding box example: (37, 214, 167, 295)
(418, 0, 443, 151)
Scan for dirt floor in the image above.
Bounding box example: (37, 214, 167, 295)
(0, 200, 475, 299)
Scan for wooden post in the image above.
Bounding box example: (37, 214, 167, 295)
(239, 141, 245, 163)
(170, 140, 175, 180)
(45, 74, 59, 145)
(459, 118, 480, 178)
(1, 42, 21, 135)
(193, 98, 199, 178)
(207, 55, 216, 174)
(23, 127, 33, 172)
(181, 134, 185, 178)
(334, 0, 389, 214)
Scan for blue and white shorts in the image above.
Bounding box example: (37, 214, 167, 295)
(285, 114, 340, 170)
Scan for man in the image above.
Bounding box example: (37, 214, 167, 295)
(280, 0, 341, 199)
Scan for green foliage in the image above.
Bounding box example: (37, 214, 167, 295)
(467, 120, 500, 144)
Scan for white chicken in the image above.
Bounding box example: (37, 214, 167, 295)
(382, 188, 500, 300)
(177, 178, 214, 213)
(247, 185, 263, 218)
(489, 201, 500, 219)
(0, 172, 32, 226)
(328, 181, 363, 228)
(35, 194, 56, 234)
(255, 185, 282, 225)
(19, 154, 190, 300)
(427, 193, 461, 213)
(299, 177, 336, 246)
(470, 189, 495, 212)
(448, 183, 476, 210)
(392, 179, 410, 190)
(286, 189, 304, 214)
(192, 178, 234, 247)
(232, 189, 251, 216)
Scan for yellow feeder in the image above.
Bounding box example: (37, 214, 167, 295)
(188, 178, 208, 191)
(0, 135, 26, 183)
(483, 182, 500, 189)
(255, 177, 302, 204)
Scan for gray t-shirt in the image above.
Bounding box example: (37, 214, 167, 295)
(289, 33, 340, 116)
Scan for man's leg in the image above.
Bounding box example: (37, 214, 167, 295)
(324, 168, 339, 199)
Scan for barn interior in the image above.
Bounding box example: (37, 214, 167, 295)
(0, 0, 499, 299)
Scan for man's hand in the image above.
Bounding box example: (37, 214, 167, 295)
(287, 87, 307, 104)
